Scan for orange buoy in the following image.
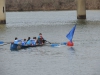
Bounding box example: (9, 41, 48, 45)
(67, 41, 74, 46)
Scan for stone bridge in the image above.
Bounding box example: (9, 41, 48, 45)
(0, 0, 86, 24)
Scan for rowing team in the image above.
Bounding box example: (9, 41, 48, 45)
(13, 33, 45, 46)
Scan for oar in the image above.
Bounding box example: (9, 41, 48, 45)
(0, 41, 11, 45)
(45, 40, 67, 47)
(0, 41, 4, 44)
(45, 40, 51, 44)
(45, 40, 61, 45)
(0, 39, 22, 45)
(51, 42, 67, 47)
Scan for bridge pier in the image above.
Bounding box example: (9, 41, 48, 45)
(0, 0, 6, 24)
(77, 0, 86, 19)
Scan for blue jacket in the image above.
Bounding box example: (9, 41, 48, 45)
(26, 40, 31, 45)
(22, 41, 26, 46)
(14, 40, 22, 44)
(31, 40, 36, 45)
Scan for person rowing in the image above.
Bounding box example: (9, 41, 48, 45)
(37, 33, 45, 45)
(21, 39, 27, 46)
(31, 37, 37, 46)
(26, 37, 32, 45)
(14, 37, 22, 44)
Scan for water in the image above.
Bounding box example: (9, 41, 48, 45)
(0, 10, 100, 75)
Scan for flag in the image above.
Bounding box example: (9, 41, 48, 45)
(66, 25, 76, 42)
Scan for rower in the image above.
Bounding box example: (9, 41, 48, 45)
(21, 39, 27, 46)
(26, 37, 31, 45)
(14, 37, 21, 44)
(31, 37, 37, 46)
(37, 33, 45, 45)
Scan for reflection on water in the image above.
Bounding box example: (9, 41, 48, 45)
(76, 19, 87, 25)
(0, 24, 6, 30)
(68, 47, 75, 54)
(0, 10, 100, 75)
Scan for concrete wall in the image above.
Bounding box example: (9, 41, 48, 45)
(0, 0, 6, 24)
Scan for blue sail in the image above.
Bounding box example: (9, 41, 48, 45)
(66, 25, 76, 42)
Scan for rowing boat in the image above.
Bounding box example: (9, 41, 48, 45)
(10, 41, 67, 51)
(10, 43, 44, 51)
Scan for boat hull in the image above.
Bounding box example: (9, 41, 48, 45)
(10, 43, 42, 51)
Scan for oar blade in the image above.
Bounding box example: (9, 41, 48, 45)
(0, 41, 4, 44)
(51, 42, 67, 47)
(61, 42, 67, 45)
(51, 44, 59, 47)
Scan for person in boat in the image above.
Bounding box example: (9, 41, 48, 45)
(37, 33, 45, 45)
(31, 37, 37, 46)
(21, 39, 27, 46)
(14, 37, 22, 44)
(26, 37, 32, 45)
